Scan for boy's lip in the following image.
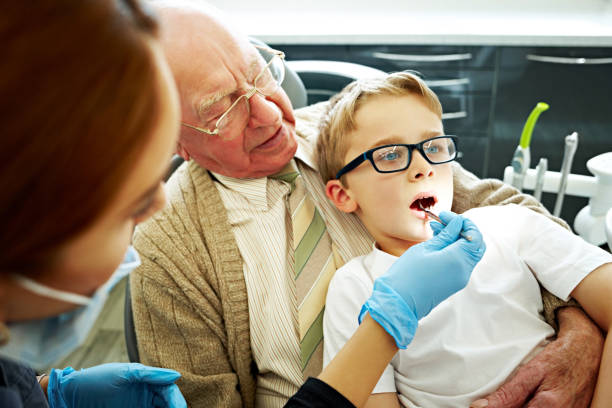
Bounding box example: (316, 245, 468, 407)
(409, 192, 438, 220)
(253, 125, 287, 151)
(410, 191, 438, 209)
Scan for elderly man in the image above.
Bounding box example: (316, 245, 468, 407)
(130, 2, 603, 407)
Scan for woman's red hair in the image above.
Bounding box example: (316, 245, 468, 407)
(0, 0, 161, 272)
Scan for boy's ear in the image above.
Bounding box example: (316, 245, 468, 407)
(325, 179, 358, 213)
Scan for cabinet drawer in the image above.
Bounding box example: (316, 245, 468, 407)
(349, 45, 497, 70)
(439, 94, 491, 134)
(274, 45, 352, 62)
(454, 134, 489, 178)
(500, 47, 612, 68)
(421, 69, 495, 94)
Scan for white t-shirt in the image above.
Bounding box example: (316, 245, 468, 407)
(323, 204, 612, 408)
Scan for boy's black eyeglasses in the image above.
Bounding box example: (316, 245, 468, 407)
(335, 135, 458, 179)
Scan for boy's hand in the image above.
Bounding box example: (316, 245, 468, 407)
(359, 211, 486, 348)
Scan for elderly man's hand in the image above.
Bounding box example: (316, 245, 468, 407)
(470, 307, 603, 408)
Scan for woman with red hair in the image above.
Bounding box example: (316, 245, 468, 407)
(0, 1, 185, 406)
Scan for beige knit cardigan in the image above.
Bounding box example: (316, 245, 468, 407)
(130, 102, 574, 407)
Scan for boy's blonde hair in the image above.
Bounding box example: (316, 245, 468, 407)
(316, 71, 443, 184)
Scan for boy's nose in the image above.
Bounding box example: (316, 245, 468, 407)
(407, 150, 434, 181)
(246, 93, 283, 128)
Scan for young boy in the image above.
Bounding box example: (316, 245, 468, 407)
(316, 71, 612, 408)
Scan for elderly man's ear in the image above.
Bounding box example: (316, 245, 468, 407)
(326, 179, 358, 213)
(176, 142, 190, 161)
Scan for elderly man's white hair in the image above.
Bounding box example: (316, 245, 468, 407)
(147, 0, 228, 25)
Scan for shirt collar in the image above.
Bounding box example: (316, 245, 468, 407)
(211, 172, 268, 210)
(210, 135, 317, 211)
(295, 134, 317, 170)
(365, 244, 399, 281)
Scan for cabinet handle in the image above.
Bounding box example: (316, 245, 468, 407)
(526, 54, 612, 65)
(442, 111, 467, 120)
(370, 51, 472, 62)
(426, 78, 470, 88)
(307, 89, 338, 97)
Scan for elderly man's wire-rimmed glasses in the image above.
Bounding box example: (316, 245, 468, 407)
(181, 45, 286, 137)
(335, 136, 458, 179)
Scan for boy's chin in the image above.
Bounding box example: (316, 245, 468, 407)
(405, 229, 434, 243)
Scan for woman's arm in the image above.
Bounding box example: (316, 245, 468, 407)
(286, 316, 398, 408)
(570, 262, 612, 408)
(318, 315, 398, 408)
(364, 393, 402, 408)
(38, 374, 49, 398)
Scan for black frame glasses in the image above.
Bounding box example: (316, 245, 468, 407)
(335, 135, 458, 179)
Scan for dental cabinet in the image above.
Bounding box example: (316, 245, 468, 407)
(271, 43, 612, 225)
(212, 0, 612, 227)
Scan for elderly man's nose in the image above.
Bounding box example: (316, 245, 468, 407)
(247, 93, 282, 128)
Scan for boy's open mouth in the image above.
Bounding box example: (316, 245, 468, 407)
(410, 193, 437, 212)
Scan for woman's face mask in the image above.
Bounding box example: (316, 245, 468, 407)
(0, 246, 140, 371)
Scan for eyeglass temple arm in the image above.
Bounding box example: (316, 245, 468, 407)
(335, 152, 368, 179)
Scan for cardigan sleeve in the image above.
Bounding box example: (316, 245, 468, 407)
(129, 163, 254, 407)
(131, 230, 244, 407)
(451, 162, 580, 330)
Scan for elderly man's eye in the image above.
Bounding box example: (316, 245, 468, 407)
(200, 99, 232, 123)
(255, 67, 274, 86)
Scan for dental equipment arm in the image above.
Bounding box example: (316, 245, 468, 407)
(553, 132, 579, 217)
(510, 102, 549, 191)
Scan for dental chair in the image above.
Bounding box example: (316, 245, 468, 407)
(123, 43, 386, 363)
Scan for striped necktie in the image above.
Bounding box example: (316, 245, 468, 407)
(273, 161, 336, 379)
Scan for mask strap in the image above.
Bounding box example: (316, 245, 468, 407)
(12, 275, 92, 306)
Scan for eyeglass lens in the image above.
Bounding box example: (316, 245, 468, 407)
(214, 53, 285, 134)
(372, 137, 456, 172)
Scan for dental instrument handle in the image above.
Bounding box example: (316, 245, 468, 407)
(511, 102, 550, 191)
(553, 132, 579, 217)
(520, 102, 549, 149)
(420, 207, 473, 241)
(533, 157, 548, 202)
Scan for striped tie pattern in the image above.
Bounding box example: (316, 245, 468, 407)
(273, 162, 336, 378)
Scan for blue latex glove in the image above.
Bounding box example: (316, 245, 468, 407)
(359, 211, 486, 349)
(47, 363, 187, 408)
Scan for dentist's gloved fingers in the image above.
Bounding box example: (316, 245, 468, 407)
(451, 218, 486, 259)
(462, 218, 485, 245)
(423, 213, 463, 249)
(124, 364, 181, 385)
(429, 221, 444, 235)
(47, 363, 185, 408)
(151, 384, 188, 407)
(438, 210, 457, 225)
